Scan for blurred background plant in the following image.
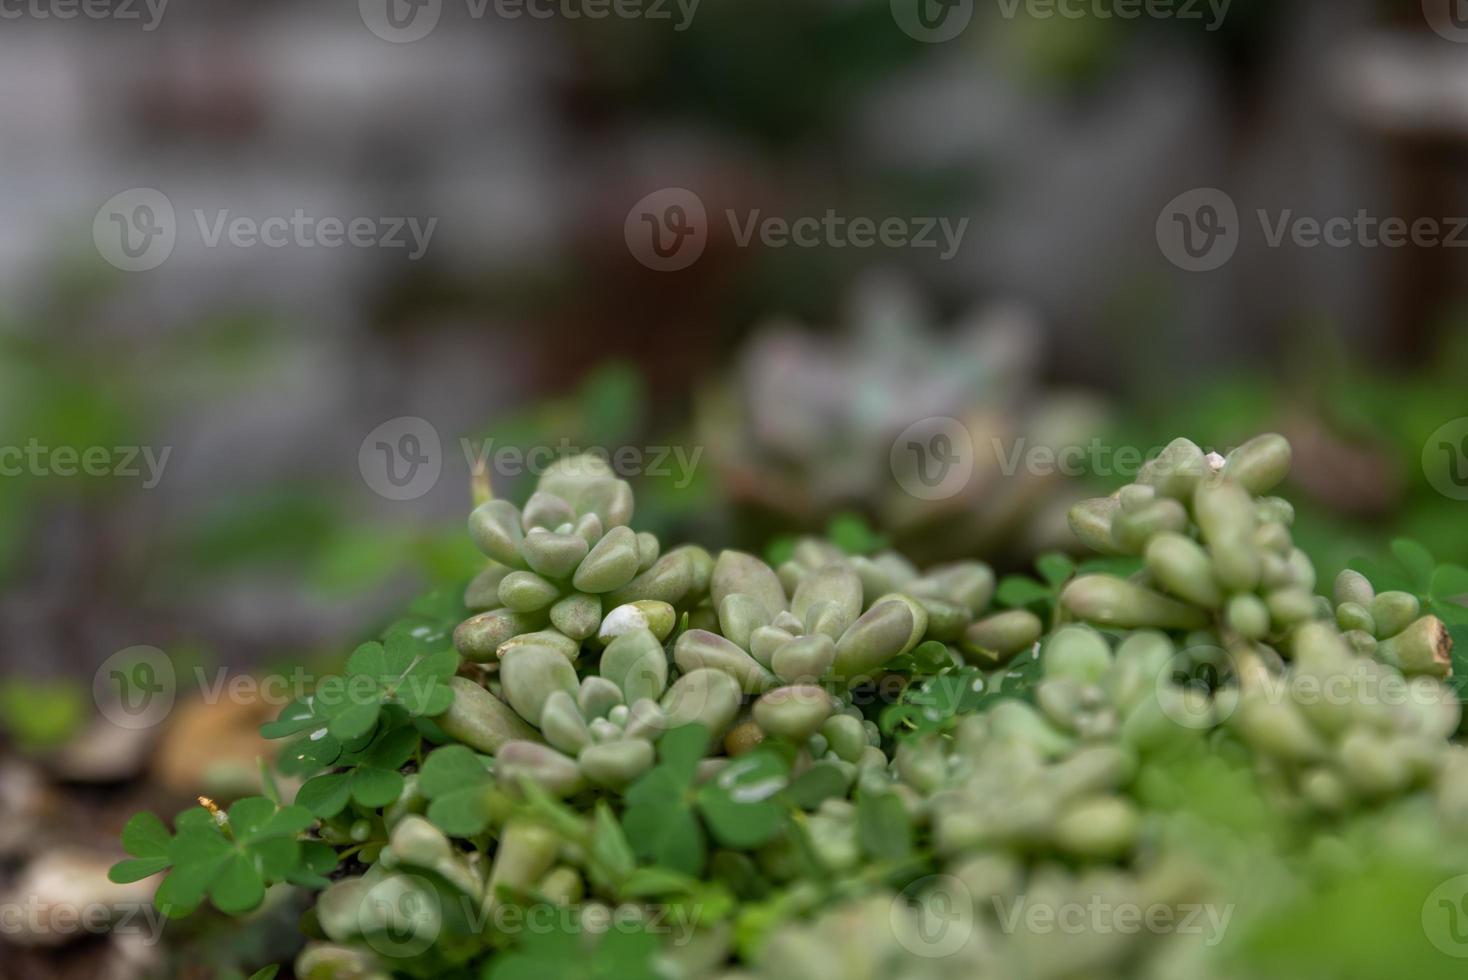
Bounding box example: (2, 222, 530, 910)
(3, 0, 1468, 976)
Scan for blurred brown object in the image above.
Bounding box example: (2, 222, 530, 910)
(154, 693, 278, 800)
(1281, 411, 1405, 519)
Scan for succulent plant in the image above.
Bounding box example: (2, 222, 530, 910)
(111, 435, 1467, 980)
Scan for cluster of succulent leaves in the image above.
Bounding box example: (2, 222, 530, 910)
(111, 437, 1468, 980)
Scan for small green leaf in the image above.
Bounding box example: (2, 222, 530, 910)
(296, 773, 353, 818)
(420, 745, 495, 836)
(622, 766, 705, 877)
(259, 698, 322, 740)
(787, 761, 848, 810)
(996, 575, 1052, 609)
(1431, 564, 1468, 605)
(350, 767, 405, 808)
(1391, 538, 1435, 594)
(210, 852, 266, 915)
(246, 967, 280, 980)
(346, 641, 389, 678)
(1036, 552, 1076, 588)
(590, 802, 636, 888)
(327, 701, 382, 741)
(857, 790, 913, 862)
(119, 811, 171, 858)
(696, 752, 789, 849)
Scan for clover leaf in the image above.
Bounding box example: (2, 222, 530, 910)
(695, 750, 790, 849)
(622, 727, 795, 873)
(621, 725, 709, 877)
(419, 744, 497, 837)
(484, 915, 662, 980)
(262, 632, 458, 778)
(294, 722, 420, 818)
(882, 649, 1043, 739)
(109, 798, 325, 918)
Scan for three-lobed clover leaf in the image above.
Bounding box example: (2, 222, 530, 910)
(621, 725, 709, 877)
(622, 725, 797, 874)
(294, 721, 421, 818)
(262, 632, 458, 778)
(109, 798, 331, 917)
